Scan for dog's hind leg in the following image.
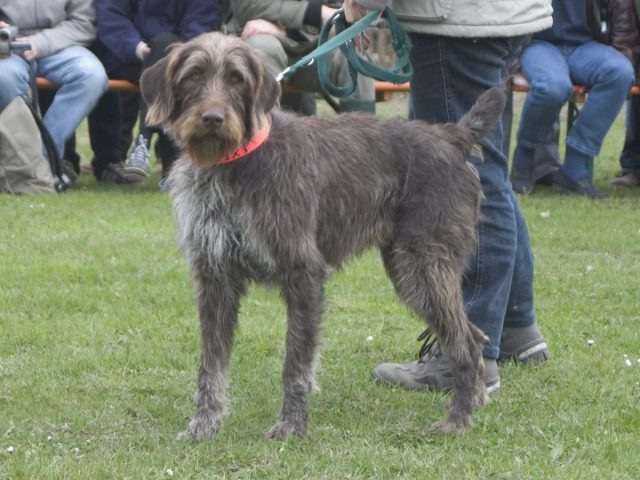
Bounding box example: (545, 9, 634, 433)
(266, 263, 326, 439)
(179, 267, 246, 441)
(381, 240, 487, 433)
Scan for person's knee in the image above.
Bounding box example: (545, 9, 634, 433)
(529, 76, 573, 105)
(0, 61, 29, 109)
(601, 56, 635, 89)
(244, 34, 287, 74)
(76, 57, 109, 95)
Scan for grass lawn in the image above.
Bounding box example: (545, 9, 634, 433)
(1, 93, 639, 479)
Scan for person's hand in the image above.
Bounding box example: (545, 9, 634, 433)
(241, 19, 285, 40)
(135, 41, 151, 60)
(16, 36, 37, 61)
(343, 0, 369, 23)
(0, 21, 10, 29)
(343, 0, 390, 23)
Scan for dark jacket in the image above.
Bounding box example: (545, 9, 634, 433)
(588, 0, 640, 65)
(96, 0, 220, 69)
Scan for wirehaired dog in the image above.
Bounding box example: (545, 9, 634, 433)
(140, 32, 506, 440)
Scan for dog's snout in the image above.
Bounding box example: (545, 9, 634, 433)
(201, 108, 225, 126)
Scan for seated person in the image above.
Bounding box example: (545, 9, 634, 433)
(510, 0, 639, 198)
(95, 0, 221, 180)
(0, 1, 108, 172)
(225, 0, 376, 114)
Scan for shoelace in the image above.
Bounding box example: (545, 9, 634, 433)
(130, 135, 149, 166)
(416, 328, 441, 363)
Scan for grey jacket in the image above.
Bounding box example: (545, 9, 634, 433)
(392, 0, 553, 38)
(0, 0, 96, 58)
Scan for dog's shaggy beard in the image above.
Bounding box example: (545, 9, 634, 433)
(173, 114, 241, 169)
(169, 94, 270, 169)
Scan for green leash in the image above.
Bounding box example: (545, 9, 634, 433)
(276, 7, 412, 98)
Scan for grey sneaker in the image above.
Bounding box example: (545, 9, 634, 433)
(372, 332, 500, 395)
(96, 162, 145, 185)
(126, 134, 151, 176)
(499, 323, 550, 363)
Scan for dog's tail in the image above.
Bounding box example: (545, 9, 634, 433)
(456, 85, 507, 149)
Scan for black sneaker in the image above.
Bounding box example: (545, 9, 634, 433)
(553, 169, 608, 199)
(96, 162, 146, 185)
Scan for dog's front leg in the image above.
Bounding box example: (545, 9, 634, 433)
(178, 268, 245, 441)
(267, 266, 326, 439)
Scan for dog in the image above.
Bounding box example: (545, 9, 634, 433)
(140, 32, 506, 440)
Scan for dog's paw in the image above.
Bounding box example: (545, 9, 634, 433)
(176, 411, 224, 441)
(265, 421, 306, 440)
(430, 417, 472, 434)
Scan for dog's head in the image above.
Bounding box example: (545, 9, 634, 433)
(140, 32, 281, 168)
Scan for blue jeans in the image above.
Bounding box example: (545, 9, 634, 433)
(409, 34, 534, 359)
(517, 40, 634, 156)
(0, 46, 108, 160)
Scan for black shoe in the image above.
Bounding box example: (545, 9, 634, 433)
(553, 170, 608, 199)
(510, 163, 535, 194)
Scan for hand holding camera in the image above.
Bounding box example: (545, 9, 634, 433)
(0, 21, 36, 59)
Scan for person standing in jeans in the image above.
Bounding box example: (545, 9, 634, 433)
(343, 0, 553, 395)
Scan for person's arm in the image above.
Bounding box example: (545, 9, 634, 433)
(28, 0, 96, 58)
(232, 0, 311, 30)
(95, 0, 145, 64)
(178, 0, 222, 41)
(607, 0, 640, 66)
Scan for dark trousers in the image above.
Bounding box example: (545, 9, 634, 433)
(90, 32, 181, 176)
(620, 95, 640, 173)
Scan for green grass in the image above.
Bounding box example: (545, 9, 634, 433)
(1, 95, 640, 479)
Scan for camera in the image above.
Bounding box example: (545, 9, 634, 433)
(0, 26, 30, 58)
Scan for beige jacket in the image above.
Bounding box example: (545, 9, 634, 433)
(392, 0, 553, 38)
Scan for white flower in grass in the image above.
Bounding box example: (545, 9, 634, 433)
(586, 339, 594, 346)
(540, 211, 551, 218)
(366, 335, 373, 342)
(586, 265, 593, 273)
(7, 446, 14, 454)
(165, 468, 174, 476)
(624, 354, 633, 367)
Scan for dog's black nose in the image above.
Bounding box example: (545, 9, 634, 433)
(201, 109, 225, 126)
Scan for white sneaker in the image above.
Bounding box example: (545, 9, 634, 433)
(126, 134, 151, 176)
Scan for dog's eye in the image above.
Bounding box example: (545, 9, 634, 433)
(187, 70, 203, 81)
(229, 72, 243, 84)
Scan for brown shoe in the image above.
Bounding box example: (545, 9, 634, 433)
(610, 170, 640, 188)
(96, 162, 145, 185)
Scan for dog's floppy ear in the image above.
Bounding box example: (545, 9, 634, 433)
(257, 70, 281, 114)
(140, 55, 174, 126)
(247, 49, 281, 115)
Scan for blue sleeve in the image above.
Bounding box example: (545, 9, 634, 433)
(178, 0, 222, 41)
(95, 0, 144, 64)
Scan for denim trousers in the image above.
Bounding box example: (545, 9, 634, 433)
(0, 46, 108, 161)
(517, 40, 634, 156)
(409, 34, 535, 359)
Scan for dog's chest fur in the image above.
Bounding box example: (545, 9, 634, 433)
(171, 163, 276, 278)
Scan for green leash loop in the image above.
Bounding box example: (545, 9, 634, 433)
(276, 7, 412, 98)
